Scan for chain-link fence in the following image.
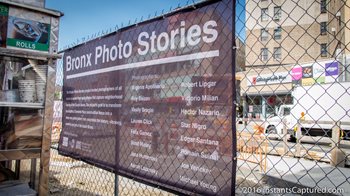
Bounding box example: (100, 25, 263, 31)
(49, 0, 350, 195)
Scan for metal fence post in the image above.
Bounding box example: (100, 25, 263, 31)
(283, 119, 288, 155)
(331, 121, 345, 167)
(296, 120, 302, 157)
(29, 159, 37, 189)
(115, 173, 119, 196)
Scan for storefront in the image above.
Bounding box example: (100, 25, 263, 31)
(240, 59, 341, 119)
(240, 65, 294, 119)
(245, 92, 293, 119)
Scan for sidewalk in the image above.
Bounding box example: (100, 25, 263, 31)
(236, 155, 350, 195)
(265, 155, 349, 194)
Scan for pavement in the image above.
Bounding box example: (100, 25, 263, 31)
(236, 155, 350, 195)
(236, 121, 350, 196)
(265, 155, 350, 195)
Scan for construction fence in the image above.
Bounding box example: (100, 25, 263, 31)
(48, 0, 350, 195)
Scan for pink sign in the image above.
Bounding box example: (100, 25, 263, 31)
(292, 66, 302, 80)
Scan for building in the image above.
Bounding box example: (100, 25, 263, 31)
(241, 0, 350, 119)
(235, 37, 246, 72)
(328, 0, 350, 82)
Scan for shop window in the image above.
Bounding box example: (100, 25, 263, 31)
(247, 96, 263, 119)
(248, 96, 262, 105)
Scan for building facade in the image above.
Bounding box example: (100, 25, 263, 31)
(242, 0, 350, 119)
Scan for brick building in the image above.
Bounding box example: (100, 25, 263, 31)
(240, 0, 350, 118)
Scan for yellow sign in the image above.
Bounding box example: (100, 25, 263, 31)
(302, 78, 315, 86)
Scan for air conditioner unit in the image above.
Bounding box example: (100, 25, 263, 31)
(273, 15, 280, 20)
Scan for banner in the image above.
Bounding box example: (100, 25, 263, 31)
(0, 3, 8, 48)
(59, 0, 235, 195)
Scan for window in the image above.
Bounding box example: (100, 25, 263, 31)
(321, 0, 327, 13)
(273, 47, 281, 60)
(261, 48, 268, 61)
(320, 22, 327, 35)
(281, 107, 291, 116)
(274, 26, 282, 40)
(261, 8, 268, 21)
(261, 28, 269, 41)
(274, 6, 281, 21)
(321, 43, 327, 57)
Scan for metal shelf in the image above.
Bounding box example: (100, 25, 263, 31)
(0, 102, 44, 109)
(0, 48, 61, 61)
(0, 148, 41, 161)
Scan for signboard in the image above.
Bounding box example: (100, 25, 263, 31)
(302, 66, 313, 78)
(312, 63, 325, 84)
(325, 62, 338, 76)
(301, 78, 315, 86)
(292, 60, 339, 86)
(59, 0, 235, 195)
(0, 3, 8, 47)
(291, 66, 302, 85)
(247, 72, 292, 86)
(6, 16, 50, 51)
(291, 66, 302, 80)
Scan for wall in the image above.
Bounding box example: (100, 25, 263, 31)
(245, 0, 339, 67)
(7, 0, 44, 8)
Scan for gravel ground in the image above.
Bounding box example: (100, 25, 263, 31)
(49, 149, 173, 196)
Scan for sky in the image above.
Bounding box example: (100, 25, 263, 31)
(45, 0, 245, 51)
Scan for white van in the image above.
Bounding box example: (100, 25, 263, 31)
(264, 82, 350, 139)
